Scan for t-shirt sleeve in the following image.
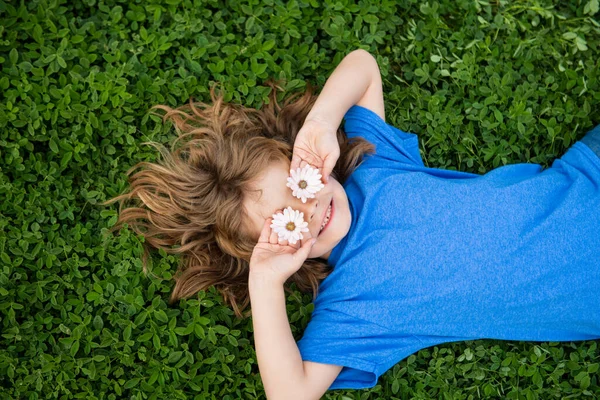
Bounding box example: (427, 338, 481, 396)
(296, 307, 426, 390)
(343, 104, 425, 167)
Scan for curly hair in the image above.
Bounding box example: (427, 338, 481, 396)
(101, 79, 375, 319)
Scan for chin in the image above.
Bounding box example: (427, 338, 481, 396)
(308, 244, 327, 260)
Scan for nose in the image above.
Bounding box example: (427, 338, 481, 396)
(295, 197, 318, 223)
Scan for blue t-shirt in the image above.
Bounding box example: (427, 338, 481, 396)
(296, 105, 600, 390)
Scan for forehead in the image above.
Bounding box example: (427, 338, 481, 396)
(245, 160, 290, 223)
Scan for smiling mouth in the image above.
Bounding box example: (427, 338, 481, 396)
(319, 200, 333, 233)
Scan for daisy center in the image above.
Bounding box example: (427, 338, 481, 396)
(299, 180, 308, 189)
(286, 222, 296, 231)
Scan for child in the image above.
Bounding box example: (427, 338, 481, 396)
(104, 49, 600, 399)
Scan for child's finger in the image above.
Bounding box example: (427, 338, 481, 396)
(258, 218, 272, 243)
(293, 238, 317, 263)
(290, 153, 302, 175)
(300, 159, 309, 170)
(300, 231, 313, 248)
(322, 155, 337, 184)
(269, 229, 280, 245)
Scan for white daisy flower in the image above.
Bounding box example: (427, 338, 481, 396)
(286, 164, 325, 203)
(270, 206, 309, 245)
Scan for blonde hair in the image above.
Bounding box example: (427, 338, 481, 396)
(101, 79, 375, 318)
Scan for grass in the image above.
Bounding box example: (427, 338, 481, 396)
(1, 0, 599, 398)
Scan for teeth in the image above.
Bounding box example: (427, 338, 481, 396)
(319, 204, 332, 231)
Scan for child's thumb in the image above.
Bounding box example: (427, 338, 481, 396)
(294, 239, 317, 262)
(323, 155, 337, 184)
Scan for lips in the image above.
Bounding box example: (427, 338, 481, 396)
(318, 199, 333, 235)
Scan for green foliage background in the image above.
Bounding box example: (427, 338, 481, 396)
(1, 0, 600, 398)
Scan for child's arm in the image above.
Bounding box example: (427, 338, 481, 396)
(249, 276, 306, 399)
(305, 49, 385, 129)
(249, 276, 341, 399)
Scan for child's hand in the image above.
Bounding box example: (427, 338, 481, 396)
(249, 217, 317, 287)
(290, 118, 340, 184)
